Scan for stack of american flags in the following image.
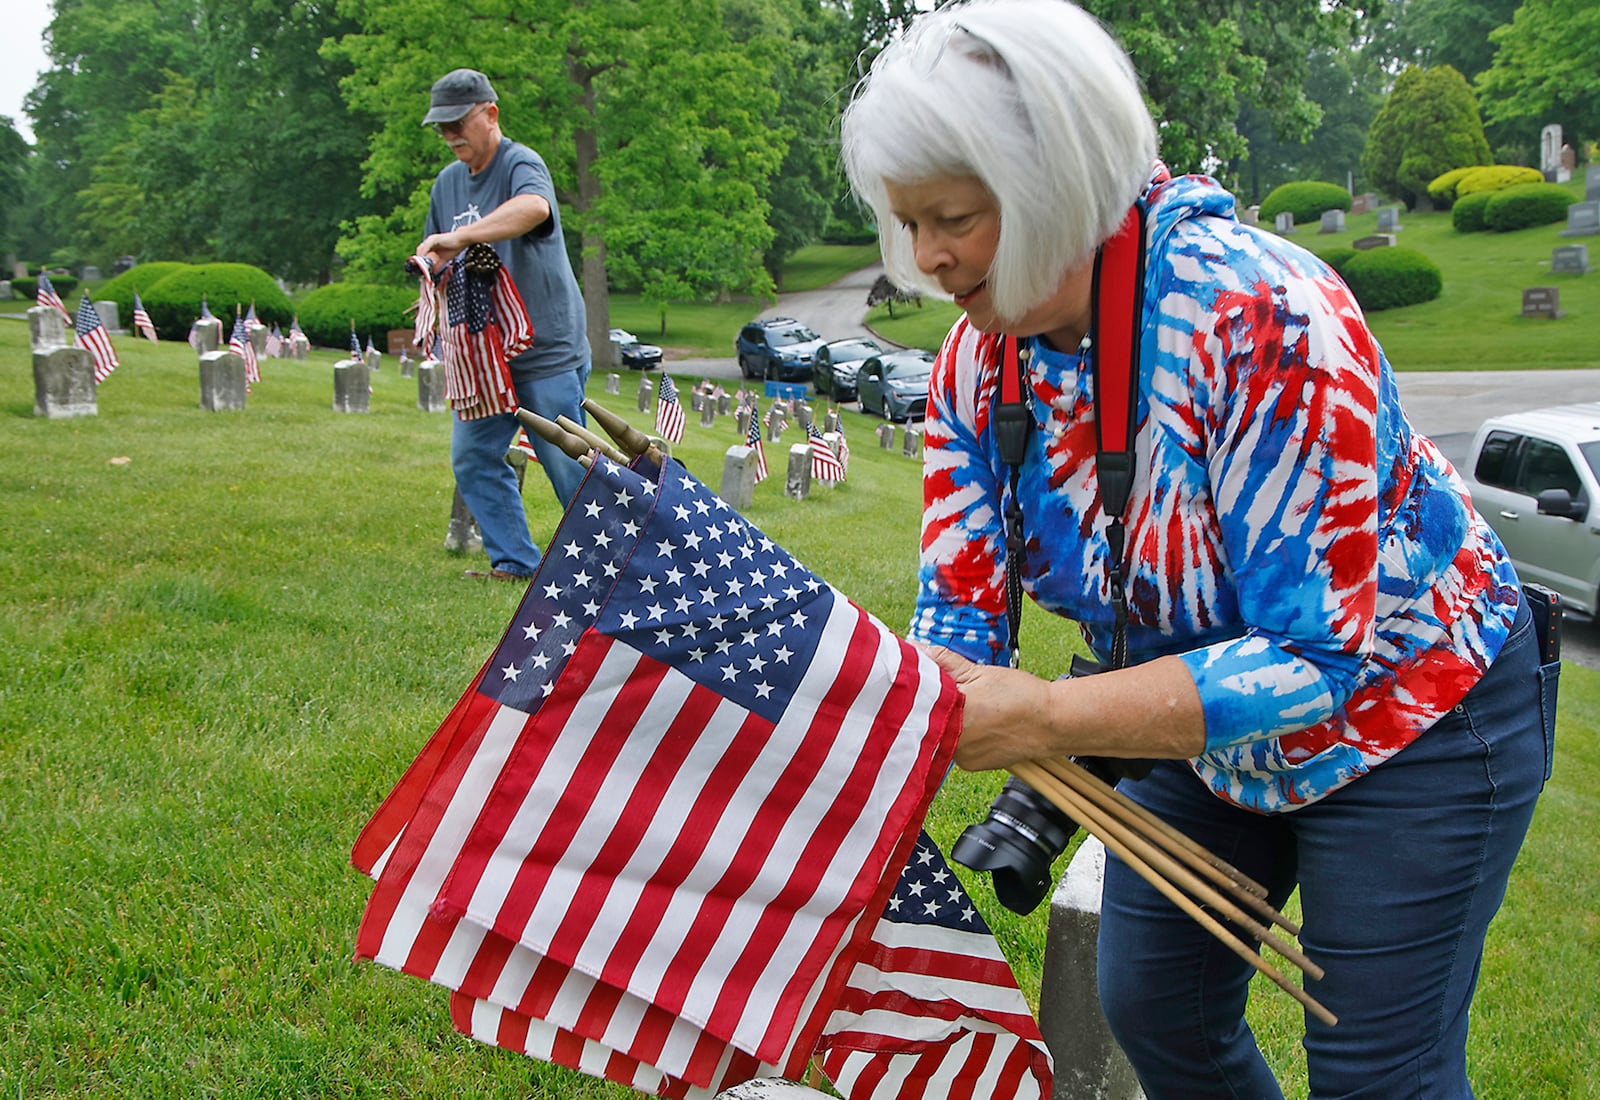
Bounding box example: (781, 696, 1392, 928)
(411, 244, 532, 420)
(351, 452, 1053, 1099)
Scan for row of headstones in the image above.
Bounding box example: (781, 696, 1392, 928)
(1272, 205, 1405, 239)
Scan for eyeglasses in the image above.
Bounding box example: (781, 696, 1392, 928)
(431, 103, 488, 137)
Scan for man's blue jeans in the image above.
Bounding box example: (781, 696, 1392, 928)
(451, 365, 590, 576)
(1097, 598, 1548, 1099)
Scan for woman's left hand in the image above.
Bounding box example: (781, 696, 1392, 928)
(921, 645, 1058, 771)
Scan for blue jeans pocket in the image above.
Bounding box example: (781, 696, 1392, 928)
(1538, 660, 1560, 784)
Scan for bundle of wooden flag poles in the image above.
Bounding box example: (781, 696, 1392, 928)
(519, 401, 1335, 1032)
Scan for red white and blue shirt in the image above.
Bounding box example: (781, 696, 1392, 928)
(910, 172, 1520, 812)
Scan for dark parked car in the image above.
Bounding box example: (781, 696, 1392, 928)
(736, 317, 826, 382)
(812, 337, 884, 402)
(857, 349, 936, 422)
(609, 327, 663, 370)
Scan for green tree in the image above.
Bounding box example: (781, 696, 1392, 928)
(0, 117, 28, 258)
(333, 0, 788, 364)
(1364, 0, 1522, 81)
(1476, 0, 1600, 161)
(1361, 64, 1492, 207)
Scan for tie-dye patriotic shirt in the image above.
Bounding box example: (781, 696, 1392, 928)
(910, 172, 1520, 812)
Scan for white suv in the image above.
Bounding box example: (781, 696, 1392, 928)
(1465, 403, 1600, 617)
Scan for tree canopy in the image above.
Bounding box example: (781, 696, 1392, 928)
(1476, 0, 1599, 160)
(1361, 64, 1492, 208)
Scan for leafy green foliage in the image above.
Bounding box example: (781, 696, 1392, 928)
(1340, 246, 1443, 310)
(11, 275, 80, 300)
(1259, 182, 1352, 225)
(1319, 247, 1358, 273)
(141, 263, 292, 336)
(1361, 66, 1492, 208)
(1456, 165, 1545, 196)
(1451, 190, 1495, 231)
(1484, 183, 1576, 231)
(296, 284, 419, 350)
(1427, 166, 1478, 206)
(97, 263, 195, 324)
(1476, 0, 1600, 157)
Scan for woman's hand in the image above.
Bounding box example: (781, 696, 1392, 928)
(922, 645, 1059, 771)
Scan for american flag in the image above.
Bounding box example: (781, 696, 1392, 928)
(835, 415, 851, 477)
(230, 310, 260, 385)
(414, 249, 532, 420)
(816, 831, 1054, 1098)
(655, 373, 685, 444)
(509, 426, 540, 463)
(189, 296, 218, 352)
(265, 324, 284, 359)
(74, 294, 119, 383)
(349, 454, 1036, 1097)
(366, 334, 380, 361)
(131, 290, 158, 344)
(808, 421, 845, 484)
(36, 272, 70, 321)
(349, 327, 363, 363)
(746, 402, 769, 484)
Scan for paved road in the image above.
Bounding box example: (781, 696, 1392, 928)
(653, 268, 1600, 666)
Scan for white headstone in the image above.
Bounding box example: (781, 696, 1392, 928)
(1274, 211, 1295, 235)
(33, 346, 98, 419)
(28, 305, 68, 352)
(199, 350, 248, 411)
(1541, 124, 1563, 180)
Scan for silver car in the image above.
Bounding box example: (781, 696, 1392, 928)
(1465, 404, 1600, 617)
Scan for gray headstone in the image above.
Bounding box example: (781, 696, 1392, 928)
(333, 361, 371, 413)
(193, 317, 223, 354)
(902, 427, 923, 458)
(364, 348, 382, 371)
(735, 406, 751, 440)
(0, 280, 12, 300)
(249, 326, 267, 355)
(1560, 201, 1600, 237)
(93, 300, 121, 333)
(699, 397, 717, 429)
(637, 375, 653, 413)
(1353, 234, 1396, 251)
(198, 350, 248, 411)
(417, 361, 447, 412)
(28, 305, 68, 352)
(824, 410, 840, 434)
(1552, 245, 1591, 275)
(717, 393, 731, 415)
(445, 484, 483, 553)
(1040, 838, 1144, 1100)
(1588, 164, 1600, 203)
(719, 444, 758, 510)
(1376, 206, 1403, 233)
(79, 264, 101, 282)
(1239, 205, 1260, 227)
(784, 443, 811, 500)
(12, 261, 28, 279)
(605, 372, 620, 395)
(289, 333, 309, 361)
(33, 346, 97, 418)
(766, 405, 788, 443)
(1273, 211, 1294, 235)
(877, 423, 895, 450)
(1522, 287, 1566, 319)
(690, 390, 704, 412)
(399, 353, 415, 379)
(1351, 192, 1378, 215)
(1318, 209, 1346, 234)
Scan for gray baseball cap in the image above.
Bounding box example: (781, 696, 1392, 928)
(422, 68, 498, 126)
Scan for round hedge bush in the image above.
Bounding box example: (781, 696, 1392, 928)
(1451, 190, 1495, 232)
(96, 263, 194, 329)
(1259, 181, 1353, 226)
(295, 283, 419, 350)
(1340, 247, 1442, 311)
(1316, 247, 1358, 274)
(141, 263, 292, 337)
(1454, 165, 1543, 198)
(1426, 166, 1480, 207)
(1484, 183, 1573, 232)
(11, 274, 80, 301)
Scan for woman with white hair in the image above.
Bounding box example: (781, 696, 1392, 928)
(842, 0, 1552, 1095)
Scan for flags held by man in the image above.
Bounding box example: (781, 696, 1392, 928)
(348, 454, 1050, 1097)
(131, 290, 159, 344)
(36, 272, 70, 321)
(74, 294, 119, 383)
(655, 373, 685, 444)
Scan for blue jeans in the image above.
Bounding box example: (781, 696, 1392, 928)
(451, 365, 591, 575)
(1098, 597, 1548, 1099)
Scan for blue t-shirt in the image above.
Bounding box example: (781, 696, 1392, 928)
(426, 138, 590, 378)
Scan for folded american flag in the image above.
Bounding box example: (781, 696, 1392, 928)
(412, 246, 532, 421)
(350, 453, 1049, 1097)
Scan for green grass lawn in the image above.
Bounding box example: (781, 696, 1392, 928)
(2, 320, 1597, 1097)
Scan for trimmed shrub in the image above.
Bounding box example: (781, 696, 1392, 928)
(1426, 166, 1479, 207)
(1454, 164, 1543, 198)
(1340, 247, 1442, 311)
(1316, 247, 1359, 274)
(295, 283, 418, 350)
(1484, 183, 1573, 232)
(11, 274, 81, 301)
(1259, 181, 1353, 226)
(141, 263, 292, 338)
(97, 263, 194, 328)
(1451, 190, 1495, 232)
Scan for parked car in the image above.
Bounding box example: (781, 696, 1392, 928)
(857, 349, 936, 422)
(812, 337, 884, 402)
(608, 327, 663, 370)
(1463, 403, 1600, 617)
(735, 317, 826, 382)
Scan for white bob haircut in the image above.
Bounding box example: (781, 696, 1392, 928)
(840, 0, 1157, 321)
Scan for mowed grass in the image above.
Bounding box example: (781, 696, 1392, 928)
(3, 254, 1598, 1096)
(868, 177, 1600, 371)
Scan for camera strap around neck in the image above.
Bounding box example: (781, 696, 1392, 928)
(994, 202, 1148, 669)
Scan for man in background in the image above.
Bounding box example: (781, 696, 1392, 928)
(417, 68, 591, 581)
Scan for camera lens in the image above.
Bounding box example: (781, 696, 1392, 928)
(951, 776, 1080, 914)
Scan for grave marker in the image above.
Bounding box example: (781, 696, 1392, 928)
(417, 361, 447, 412)
(1541, 123, 1563, 181)
(333, 361, 371, 413)
(699, 396, 716, 429)
(877, 423, 895, 450)
(1588, 164, 1600, 203)
(1351, 192, 1378, 215)
(93, 300, 122, 334)
(444, 485, 482, 553)
(1239, 205, 1259, 227)
(79, 264, 102, 282)
(198, 350, 248, 411)
(1376, 206, 1403, 233)
(1560, 201, 1600, 238)
(192, 317, 223, 354)
(1318, 209, 1346, 234)
(719, 444, 758, 510)
(385, 328, 415, 356)
(604, 372, 620, 395)
(1353, 234, 1395, 251)
(1522, 287, 1566, 319)
(1273, 211, 1295, 235)
(1552, 245, 1591, 276)
(784, 443, 811, 500)
(902, 427, 923, 458)
(33, 345, 97, 419)
(28, 305, 68, 352)
(637, 374, 652, 413)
